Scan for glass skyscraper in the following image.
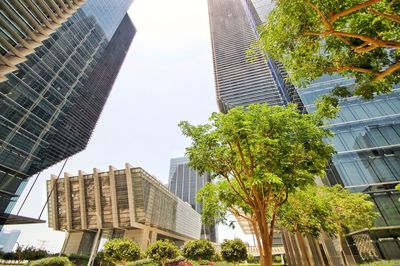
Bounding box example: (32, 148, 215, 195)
(168, 157, 218, 243)
(208, 0, 303, 113)
(0, 0, 135, 227)
(298, 77, 400, 260)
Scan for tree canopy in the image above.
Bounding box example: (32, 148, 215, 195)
(278, 185, 378, 238)
(179, 103, 334, 266)
(255, 0, 400, 99)
(103, 238, 140, 266)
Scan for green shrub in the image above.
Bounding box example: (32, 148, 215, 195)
(220, 239, 247, 264)
(247, 254, 256, 263)
(16, 245, 49, 260)
(68, 254, 89, 265)
(182, 240, 215, 261)
(30, 256, 73, 266)
(167, 255, 186, 264)
(104, 238, 141, 265)
(3, 252, 16, 260)
(146, 240, 179, 266)
(212, 252, 222, 262)
(126, 258, 156, 266)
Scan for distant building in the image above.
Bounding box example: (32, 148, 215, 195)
(0, 229, 20, 253)
(47, 163, 201, 255)
(0, 0, 135, 228)
(168, 157, 218, 243)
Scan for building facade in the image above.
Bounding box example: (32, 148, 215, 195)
(168, 157, 217, 243)
(298, 76, 400, 260)
(0, 0, 135, 227)
(207, 0, 284, 112)
(47, 163, 201, 255)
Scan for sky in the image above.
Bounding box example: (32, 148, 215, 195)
(4, 0, 253, 252)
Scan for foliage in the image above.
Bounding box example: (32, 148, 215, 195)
(167, 255, 186, 264)
(182, 240, 215, 261)
(3, 252, 16, 260)
(220, 239, 247, 264)
(29, 256, 73, 266)
(253, 0, 400, 99)
(103, 238, 141, 266)
(145, 240, 179, 266)
(16, 246, 49, 261)
(180, 103, 334, 266)
(278, 185, 378, 237)
(67, 254, 89, 266)
(247, 254, 256, 263)
(127, 258, 157, 266)
(212, 252, 223, 262)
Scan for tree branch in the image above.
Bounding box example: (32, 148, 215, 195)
(223, 174, 254, 208)
(369, 8, 400, 23)
(304, 0, 332, 31)
(374, 61, 400, 81)
(328, 65, 374, 74)
(332, 31, 400, 48)
(235, 139, 251, 178)
(305, 30, 400, 49)
(330, 0, 382, 23)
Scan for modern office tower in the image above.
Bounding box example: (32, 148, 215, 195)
(47, 163, 201, 255)
(0, 229, 20, 252)
(168, 157, 217, 243)
(298, 77, 400, 261)
(208, 0, 285, 113)
(0, 0, 135, 227)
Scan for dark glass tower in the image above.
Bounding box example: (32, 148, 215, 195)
(0, 0, 135, 227)
(168, 157, 218, 243)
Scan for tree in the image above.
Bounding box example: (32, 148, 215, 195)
(279, 185, 377, 265)
(145, 240, 179, 266)
(179, 103, 334, 266)
(220, 239, 248, 265)
(103, 238, 140, 266)
(254, 0, 400, 99)
(182, 240, 215, 262)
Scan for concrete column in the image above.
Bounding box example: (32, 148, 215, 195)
(125, 228, 149, 251)
(50, 175, 59, 229)
(93, 168, 103, 228)
(149, 229, 157, 244)
(108, 165, 119, 228)
(64, 173, 72, 230)
(78, 170, 87, 230)
(125, 163, 136, 225)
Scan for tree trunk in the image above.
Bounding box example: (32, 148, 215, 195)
(261, 242, 273, 266)
(255, 214, 273, 266)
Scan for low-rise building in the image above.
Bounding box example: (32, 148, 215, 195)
(47, 163, 201, 255)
